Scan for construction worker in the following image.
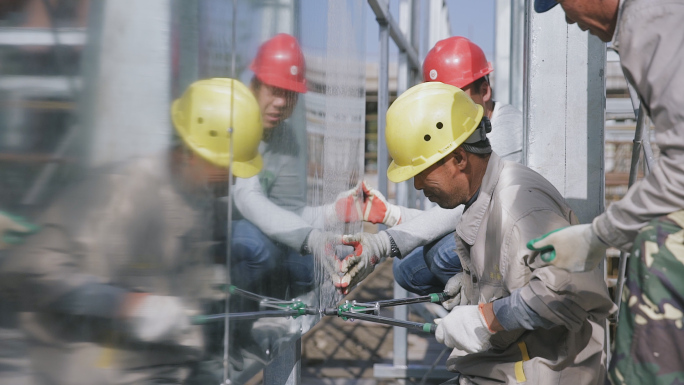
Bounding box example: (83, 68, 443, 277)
(342, 82, 615, 383)
(226, 33, 355, 366)
(0, 78, 263, 385)
(529, 0, 684, 383)
(336, 37, 523, 295)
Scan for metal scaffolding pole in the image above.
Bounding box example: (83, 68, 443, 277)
(376, 7, 390, 199)
(368, 0, 422, 200)
(523, 2, 605, 225)
(368, 0, 420, 70)
(494, 0, 511, 104)
(509, 0, 525, 113)
(392, 1, 412, 382)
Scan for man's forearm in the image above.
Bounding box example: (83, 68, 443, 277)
(491, 290, 555, 331)
(386, 205, 462, 256)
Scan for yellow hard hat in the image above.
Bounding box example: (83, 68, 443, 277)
(386, 82, 484, 183)
(171, 78, 263, 178)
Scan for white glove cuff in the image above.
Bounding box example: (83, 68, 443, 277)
(383, 203, 402, 227)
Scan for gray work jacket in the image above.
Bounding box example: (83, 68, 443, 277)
(449, 153, 616, 384)
(387, 102, 523, 256)
(0, 156, 213, 385)
(594, 0, 684, 250)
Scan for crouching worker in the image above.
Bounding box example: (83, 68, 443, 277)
(341, 82, 616, 384)
(0, 78, 263, 385)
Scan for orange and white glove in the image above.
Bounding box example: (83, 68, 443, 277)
(324, 183, 364, 224)
(302, 229, 346, 287)
(336, 231, 391, 294)
(361, 182, 401, 227)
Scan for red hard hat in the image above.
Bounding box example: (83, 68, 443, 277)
(250, 33, 307, 93)
(422, 36, 493, 89)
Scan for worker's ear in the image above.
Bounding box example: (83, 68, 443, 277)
(452, 147, 468, 171)
(480, 81, 492, 104)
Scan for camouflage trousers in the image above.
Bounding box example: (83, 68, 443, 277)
(608, 210, 684, 385)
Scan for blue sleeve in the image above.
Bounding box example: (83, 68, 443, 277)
(49, 282, 128, 318)
(493, 289, 556, 331)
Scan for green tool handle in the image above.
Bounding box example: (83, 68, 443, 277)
(0, 211, 40, 245)
(337, 311, 436, 334)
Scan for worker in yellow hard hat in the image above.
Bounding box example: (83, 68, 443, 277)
(171, 77, 263, 179)
(0, 78, 262, 384)
(340, 82, 614, 383)
(333, 37, 524, 297)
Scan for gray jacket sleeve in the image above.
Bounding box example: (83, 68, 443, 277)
(497, 210, 616, 332)
(233, 176, 312, 250)
(594, 0, 684, 250)
(385, 205, 462, 257)
(489, 102, 523, 163)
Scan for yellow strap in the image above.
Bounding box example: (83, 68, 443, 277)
(514, 362, 526, 383)
(514, 341, 530, 383)
(518, 341, 530, 361)
(97, 332, 118, 368)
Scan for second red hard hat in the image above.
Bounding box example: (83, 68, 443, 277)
(422, 36, 493, 89)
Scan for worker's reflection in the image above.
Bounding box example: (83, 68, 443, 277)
(0, 78, 262, 385)
(223, 33, 362, 372)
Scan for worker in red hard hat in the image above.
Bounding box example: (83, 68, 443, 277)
(226, 33, 361, 370)
(335, 37, 525, 300)
(249, 33, 307, 131)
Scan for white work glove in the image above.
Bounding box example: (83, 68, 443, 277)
(361, 182, 402, 227)
(337, 231, 391, 294)
(303, 229, 345, 287)
(127, 295, 191, 343)
(323, 183, 364, 224)
(435, 304, 493, 354)
(527, 223, 608, 272)
(0, 211, 37, 250)
(442, 273, 466, 311)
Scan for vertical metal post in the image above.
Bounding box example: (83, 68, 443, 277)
(393, 2, 413, 379)
(407, 0, 421, 209)
(377, 4, 390, 199)
(84, 0, 172, 169)
(395, 0, 410, 209)
(509, 0, 525, 114)
(263, 337, 302, 385)
(392, 280, 409, 384)
(494, 0, 511, 104)
(523, 1, 605, 224)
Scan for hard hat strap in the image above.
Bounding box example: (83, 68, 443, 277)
(462, 139, 492, 154)
(462, 117, 492, 154)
